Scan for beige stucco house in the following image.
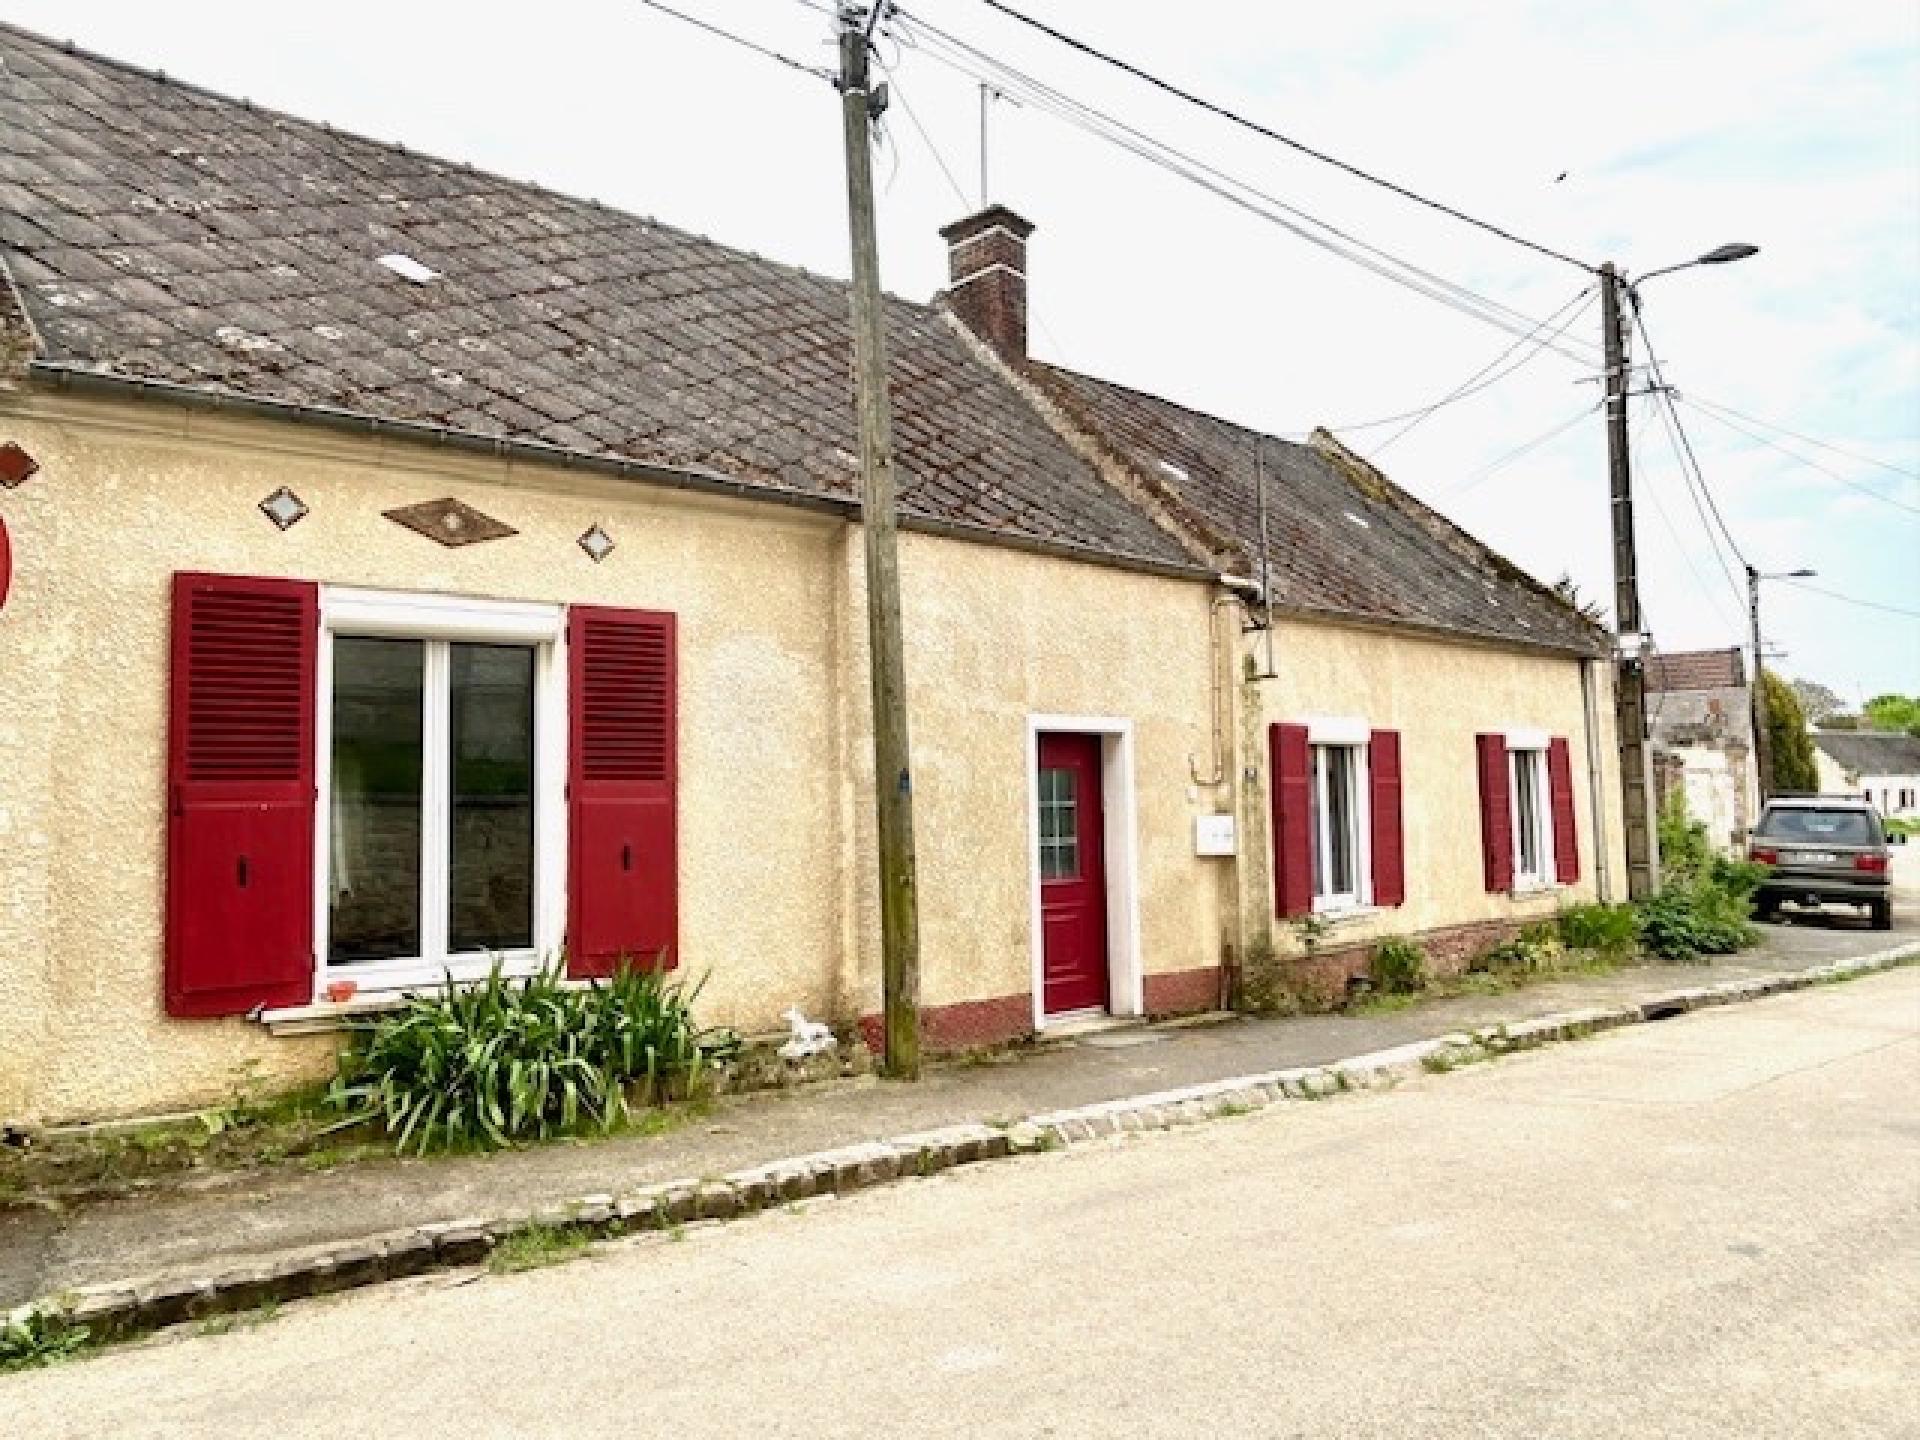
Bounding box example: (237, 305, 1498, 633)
(0, 25, 1623, 1123)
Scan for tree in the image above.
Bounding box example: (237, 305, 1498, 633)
(1788, 677, 1845, 725)
(1863, 693, 1920, 737)
(1762, 670, 1818, 793)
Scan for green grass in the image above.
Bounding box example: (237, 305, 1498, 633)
(195, 1300, 281, 1338)
(487, 1224, 592, 1274)
(0, 1309, 94, 1373)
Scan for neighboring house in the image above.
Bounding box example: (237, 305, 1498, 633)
(1646, 647, 1758, 850)
(0, 25, 1622, 1123)
(1811, 731, 1920, 818)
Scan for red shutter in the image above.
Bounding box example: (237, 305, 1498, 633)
(1269, 723, 1313, 918)
(1369, 729, 1405, 908)
(166, 573, 318, 1016)
(1476, 733, 1514, 894)
(567, 606, 677, 978)
(1547, 736, 1580, 885)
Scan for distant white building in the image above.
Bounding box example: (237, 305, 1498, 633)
(1646, 648, 1759, 849)
(1812, 731, 1920, 819)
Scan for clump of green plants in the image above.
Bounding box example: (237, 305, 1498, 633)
(1556, 902, 1639, 960)
(330, 961, 739, 1155)
(1476, 920, 1564, 975)
(0, 1308, 91, 1373)
(1636, 882, 1759, 961)
(1369, 936, 1427, 995)
(1636, 791, 1764, 961)
(488, 1224, 591, 1274)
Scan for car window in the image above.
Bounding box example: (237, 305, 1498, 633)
(1758, 808, 1875, 844)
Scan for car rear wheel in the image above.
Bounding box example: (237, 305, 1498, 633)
(1869, 898, 1893, 931)
(1753, 894, 1779, 923)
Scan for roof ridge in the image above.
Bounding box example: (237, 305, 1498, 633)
(1307, 428, 1610, 645)
(1004, 353, 1244, 569)
(1039, 360, 1316, 456)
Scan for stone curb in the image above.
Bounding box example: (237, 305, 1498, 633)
(14, 944, 1914, 1346)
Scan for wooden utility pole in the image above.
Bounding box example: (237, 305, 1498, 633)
(1600, 263, 1660, 899)
(1747, 565, 1775, 803)
(838, 7, 921, 1079)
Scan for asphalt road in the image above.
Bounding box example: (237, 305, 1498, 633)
(6, 969, 1917, 1438)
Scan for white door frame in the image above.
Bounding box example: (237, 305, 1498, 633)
(1025, 714, 1143, 1032)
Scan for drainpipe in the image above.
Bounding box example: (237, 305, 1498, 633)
(1581, 657, 1616, 904)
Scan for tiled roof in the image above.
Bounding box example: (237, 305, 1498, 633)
(1812, 730, 1920, 777)
(0, 24, 1193, 568)
(1028, 365, 1608, 654)
(0, 22, 1609, 657)
(1645, 647, 1747, 693)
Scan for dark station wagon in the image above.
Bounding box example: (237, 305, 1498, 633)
(1748, 796, 1901, 931)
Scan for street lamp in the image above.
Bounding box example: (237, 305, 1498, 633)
(1597, 241, 1760, 899)
(1633, 243, 1763, 291)
(1748, 564, 1817, 802)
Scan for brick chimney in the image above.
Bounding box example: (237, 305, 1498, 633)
(939, 205, 1034, 362)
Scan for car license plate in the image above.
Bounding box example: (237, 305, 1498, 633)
(1796, 852, 1838, 864)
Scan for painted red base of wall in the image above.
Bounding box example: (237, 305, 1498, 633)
(1143, 966, 1224, 1017)
(1283, 917, 1532, 1007)
(858, 993, 1032, 1055)
(858, 968, 1224, 1054)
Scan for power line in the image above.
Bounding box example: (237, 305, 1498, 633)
(1779, 578, 1920, 620)
(1632, 307, 1750, 575)
(1365, 288, 1597, 457)
(1635, 396, 1744, 630)
(1684, 394, 1919, 481)
(635, 0, 836, 83)
(1677, 395, 1920, 517)
(894, 11, 1596, 356)
(891, 10, 1601, 366)
(1437, 403, 1596, 499)
(968, 0, 1596, 275)
(1647, 382, 1749, 606)
(888, 76, 971, 207)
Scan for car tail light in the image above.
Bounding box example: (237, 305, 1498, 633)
(1855, 854, 1889, 874)
(1751, 846, 1778, 864)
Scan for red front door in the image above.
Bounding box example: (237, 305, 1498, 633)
(1038, 733, 1109, 1017)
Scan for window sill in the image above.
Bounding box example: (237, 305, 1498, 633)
(259, 976, 596, 1036)
(1310, 902, 1386, 926)
(1507, 881, 1568, 900)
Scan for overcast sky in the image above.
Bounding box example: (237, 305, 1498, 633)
(7, 0, 1916, 698)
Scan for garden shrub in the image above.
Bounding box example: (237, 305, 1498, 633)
(1476, 921, 1564, 975)
(1557, 902, 1639, 959)
(1636, 881, 1758, 961)
(1637, 789, 1763, 961)
(331, 961, 738, 1154)
(1369, 936, 1427, 995)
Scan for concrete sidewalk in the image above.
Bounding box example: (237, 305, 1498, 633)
(3, 909, 1913, 1317)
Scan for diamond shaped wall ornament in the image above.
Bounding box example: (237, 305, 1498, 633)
(577, 523, 615, 563)
(0, 441, 40, 489)
(382, 497, 518, 547)
(258, 486, 309, 531)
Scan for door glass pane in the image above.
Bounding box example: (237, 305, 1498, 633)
(1040, 766, 1079, 880)
(329, 637, 424, 963)
(449, 644, 536, 953)
(1326, 745, 1356, 895)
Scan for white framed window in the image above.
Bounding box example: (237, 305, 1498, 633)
(1508, 741, 1554, 889)
(1309, 740, 1371, 911)
(314, 588, 566, 995)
